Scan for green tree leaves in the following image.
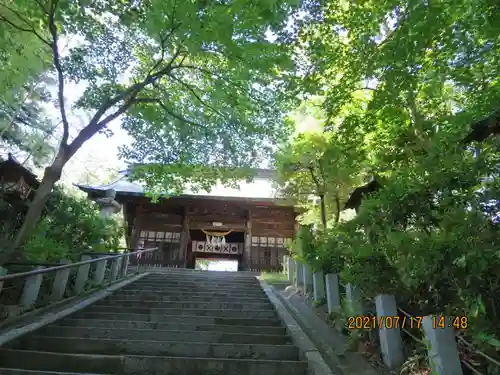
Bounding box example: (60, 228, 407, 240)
(284, 0, 500, 358)
(0, 0, 308, 253)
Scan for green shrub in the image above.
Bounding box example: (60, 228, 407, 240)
(22, 187, 123, 261)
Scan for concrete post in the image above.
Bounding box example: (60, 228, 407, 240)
(375, 294, 404, 369)
(295, 260, 303, 288)
(303, 263, 314, 294)
(325, 273, 341, 314)
(345, 283, 364, 316)
(93, 257, 108, 285)
(74, 255, 92, 294)
(50, 259, 71, 302)
(109, 257, 122, 282)
(120, 253, 130, 278)
(287, 256, 295, 283)
(0, 266, 7, 296)
(313, 271, 325, 302)
(422, 316, 463, 375)
(19, 266, 45, 309)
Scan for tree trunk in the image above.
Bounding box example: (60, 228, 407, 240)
(334, 194, 341, 224)
(319, 194, 327, 230)
(0, 158, 64, 265)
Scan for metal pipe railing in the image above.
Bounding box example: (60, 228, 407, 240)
(0, 247, 158, 282)
(0, 247, 161, 321)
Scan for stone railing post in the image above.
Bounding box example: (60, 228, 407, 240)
(375, 294, 404, 369)
(120, 252, 130, 278)
(74, 255, 92, 294)
(345, 283, 364, 316)
(287, 256, 295, 283)
(0, 266, 7, 296)
(283, 255, 289, 274)
(325, 273, 341, 314)
(109, 257, 122, 282)
(93, 257, 108, 285)
(295, 260, 303, 289)
(313, 271, 325, 302)
(303, 263, 314, 294)
(19, 266, 45, 309)
(422, 316, 463, 375)
(50, 259, 71, 302)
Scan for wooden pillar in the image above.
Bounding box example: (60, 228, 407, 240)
(122, 203, 129, 248)
(293, 212, 300, 236)
(123, 203, 137, 249)
(242, 209, 252, 271)
(179, 209, 190, 268)
(130, 216, 142, 250)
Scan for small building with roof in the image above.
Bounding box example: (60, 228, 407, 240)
(75, 168, 298, 272)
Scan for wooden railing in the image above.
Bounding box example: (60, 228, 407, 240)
(0, 247, 160, 322)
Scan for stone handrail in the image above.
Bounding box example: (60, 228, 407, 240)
(283, 255, 487, 375)
(0, 247, 160, 322)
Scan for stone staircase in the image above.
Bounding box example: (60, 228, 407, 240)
(0, 270, 309, 374)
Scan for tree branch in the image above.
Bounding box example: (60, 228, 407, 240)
(66, 49, 185, 160)
(170, 64, 262, 103)
(33, 0, 48, 14)
(135, 97, 205, 129)
(46, 1, 70, 148)
(308, 165, 323, 194)
(148, 22, 182, 75)
(0, 3, 51, 46)
(167, 73, 225, 118)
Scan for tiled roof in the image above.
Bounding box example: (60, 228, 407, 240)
(74, 169, 282, 201)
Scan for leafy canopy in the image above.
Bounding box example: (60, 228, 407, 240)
(0, 0, 314, 252)
(283, 0, 500, 358)
(0, 9, 55, 166)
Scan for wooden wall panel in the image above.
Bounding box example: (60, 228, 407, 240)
(137, 212, 182, 232)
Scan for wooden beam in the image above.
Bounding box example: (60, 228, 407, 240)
(242, 208, 252, 271)
(179, 207, 190, 268)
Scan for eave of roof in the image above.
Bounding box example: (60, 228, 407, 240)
(0, 153, 40, 187)
(73, 173, 295, 206)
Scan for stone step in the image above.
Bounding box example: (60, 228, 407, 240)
(116, 288, 266, 298)
(0, 370, 105, 375)
(103, 293, 270, 303)
(133, 280, 261, 287)
(55, 318, 287, 335)
(72, 311, 282, 326)
(36, 325, 290, 345)
(137, 276, 259, 283)
(123, 285, 265, 293)
(96, 299, 273, 310)
(136, 269, 259, 278)
(132, 284, 264, 292)
(134, 277, 260, 288)
(136, 278, 260, 285)
(84, 305, 277, 319)
(0, 349, 307, 375)
(12, 336, 298, 360)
